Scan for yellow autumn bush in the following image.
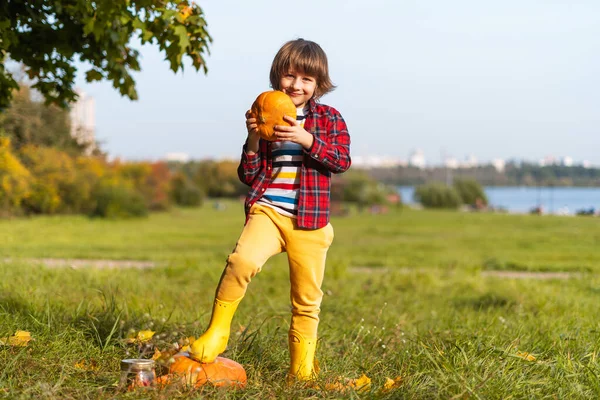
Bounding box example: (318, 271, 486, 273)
(19, 145, 77, 213)
(0, 137, 32, 213)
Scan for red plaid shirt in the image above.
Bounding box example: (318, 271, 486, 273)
(237, 99, 351, 229)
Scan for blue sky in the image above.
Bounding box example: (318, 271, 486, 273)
(74, 0, 600, 165)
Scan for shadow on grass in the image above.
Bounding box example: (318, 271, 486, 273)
(453, 292, 517, 311)
(0, 294, 37, 322)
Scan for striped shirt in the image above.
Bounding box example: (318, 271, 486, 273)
(256, 107, 307, 217)
(239, 99, 351, 230)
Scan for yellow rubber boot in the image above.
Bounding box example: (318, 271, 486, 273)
(189, 297, 242, 363)
(288, 329, 318, 383)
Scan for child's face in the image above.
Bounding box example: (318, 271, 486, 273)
(279, 69, 317, 109)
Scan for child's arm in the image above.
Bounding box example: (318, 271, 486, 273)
(306, 110, 351, 174)
(277, 111, 351, 174)
(237, 111, 262, 186)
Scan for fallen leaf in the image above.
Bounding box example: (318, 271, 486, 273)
(125, 330, 155, 344)
(325, 373, 371, 393)
(151, 348, 162, 360)
(0, 331, 33, 347)
(137, 330, 155, 342)
(178, 336, 195, 352)
(516, 351, 536, 361)
(74, 359, 99, 371)
(352, 374, 371, 392)
(382, 376, 403, 392)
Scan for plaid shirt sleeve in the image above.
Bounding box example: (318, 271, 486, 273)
(306, 107, 351, 174)
(237, 141, 262, 186)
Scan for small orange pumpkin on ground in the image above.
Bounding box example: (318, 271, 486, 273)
(158, 352, 247, 388)
(250, 91, 296, 141)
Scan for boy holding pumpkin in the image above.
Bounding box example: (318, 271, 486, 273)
(190, 38, 351, 382)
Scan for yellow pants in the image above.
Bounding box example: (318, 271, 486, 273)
(215, 203, 334, 338)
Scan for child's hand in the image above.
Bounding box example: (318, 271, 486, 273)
(275, 115, 314, 150)
(245, 110, 260, 153)
(245, 110, 259, 137)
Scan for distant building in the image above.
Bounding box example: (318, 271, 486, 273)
(491, 158, 506, 172)
(408, 149, 426, 169)
(444, 157, 459, 169)
(461, 154, 478, 168)
(539, 155, 557, 166)
(352, 155, 406, 168)
(165, 152, 191, 163)
(561, 156, 573, 167)
(70, 89, 96, 154)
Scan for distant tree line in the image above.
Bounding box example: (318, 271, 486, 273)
(365, 162, 600, 187)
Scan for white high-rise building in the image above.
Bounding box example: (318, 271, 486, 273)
(408, 149, 426, 169)
(492, 158, 506, 172)
(444, 157, 459, 169)
(70, 89, 96, 154)
(561, 156, 573, 167)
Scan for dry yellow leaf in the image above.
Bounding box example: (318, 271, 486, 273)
(74, 359, 98, 371)
(125, 330, 155, 344)
(0, 330, 33, 347)
(383, 376, 403, 392)
(151, 348, 162, 360)
(516, 351, 536, 361)
(137, 330, 155, 342)
(352, 374, 371, 392)
(325, 373, 371, 393)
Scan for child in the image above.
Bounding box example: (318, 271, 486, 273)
(190, 38, 351, 382)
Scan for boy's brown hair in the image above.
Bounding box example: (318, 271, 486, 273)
(270, 39, 336, 100)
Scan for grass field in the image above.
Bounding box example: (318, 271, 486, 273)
(1, 201, 600, 398)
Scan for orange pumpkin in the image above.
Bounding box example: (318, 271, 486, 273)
(160, 352, 247, 388)
(250, 91, 296, 141)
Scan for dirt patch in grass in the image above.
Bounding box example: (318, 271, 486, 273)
(2, 257, 158, 269)
(481, 270, 582, 280)
(2, 259, 585, 279)
(349, 266, 583, 280)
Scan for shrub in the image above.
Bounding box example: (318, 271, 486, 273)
(414, 183, 462, 209)
(192, 160, 246, 198)
(147, 162, 172, 210)
(334, 172, 400, 211)
(18, 145, 77, 213)
(22, 181, 61, 214)
(67, 156, 107, 214)
(453, 179, 488, 206)
(116, 161, 172, 210)
(171, 173, 205, 207)
(0, 137, 32, 214)
(88, 180, 148, 218)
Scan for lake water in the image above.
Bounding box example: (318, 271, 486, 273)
(397, 186, 600, 215)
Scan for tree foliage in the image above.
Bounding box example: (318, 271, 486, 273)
(453, 178, 488, 206)
(0, 0, 212, 109)
(0, 137, 31, 213)
(414, 183, 462, 209)
(331, 170, 398, 209)
(0, 85, 85, 152)
(366, 163, 600, 188)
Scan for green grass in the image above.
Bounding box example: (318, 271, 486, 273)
(2, 200, 600, 271)
(1, 202, 600, 398)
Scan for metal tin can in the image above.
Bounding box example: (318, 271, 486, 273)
(119, 359, 156, 390)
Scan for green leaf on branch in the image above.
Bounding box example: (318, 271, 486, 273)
(83, 18, 95, 36)
(174, 25, 190, 53)
(0, 1, 212, 108)
(85, 69, 103, 82)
